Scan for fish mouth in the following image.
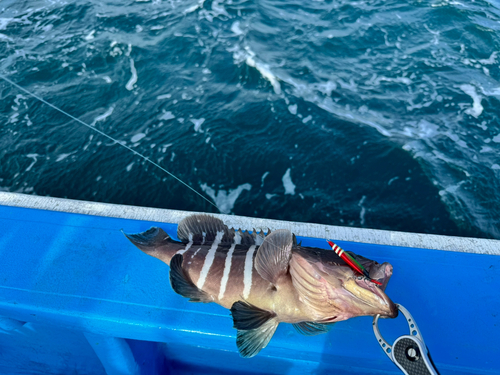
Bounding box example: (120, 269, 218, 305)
(352, 277, 398, 318)
(341, 261, 398, 318)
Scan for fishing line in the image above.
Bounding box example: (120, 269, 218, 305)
(0, 73, 219, 210)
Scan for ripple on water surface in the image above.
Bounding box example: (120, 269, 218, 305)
(0, 0, 499, 239)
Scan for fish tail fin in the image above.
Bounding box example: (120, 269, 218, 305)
(123, 227, 177, 264)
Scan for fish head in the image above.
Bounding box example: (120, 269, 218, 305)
(320, 259, 397, 321)
(291, 251, 397, 322)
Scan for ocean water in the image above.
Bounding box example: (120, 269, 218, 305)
(0, 0, 499, 239)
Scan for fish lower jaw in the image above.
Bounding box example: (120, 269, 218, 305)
(340, 279, 396, 317)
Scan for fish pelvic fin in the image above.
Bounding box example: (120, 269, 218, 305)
(292, 321, 335, 336)
(169, 254, 212, 303)
(254, 229, 293, 286)
(231, 301, 278, 358)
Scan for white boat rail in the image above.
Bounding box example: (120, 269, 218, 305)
(0, 192, 498, 255)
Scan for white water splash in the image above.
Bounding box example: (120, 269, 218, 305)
(131, 133, 146, 143)
(282, 168, 296, 195)
(190, 118, 205, 132)
(56, 153, 73, 162)
(0, 18, 12, 30)
(358, 195, 367, 226)
(0, 33, 14, 42)
(157, 93, 171, 100)
(261, 171, 269, 187)
(184, 0, 206, 14)
(231, 21, 244, 36)
(25, 154, 39, 172)
(478, 52, 497, 65)
(460, 84, 483, 118)
(160, 111, 175, 120)
(84, 30, 95, 41)
(126, 59, 138, 91)
(241, 47, 282, 95)
(200, 183, 252, 214)
(91, 107, 114, 126)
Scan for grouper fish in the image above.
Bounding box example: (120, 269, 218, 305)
(125, 214, 397, 357)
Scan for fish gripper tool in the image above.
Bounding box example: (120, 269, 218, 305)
(373, 304, 439, 375)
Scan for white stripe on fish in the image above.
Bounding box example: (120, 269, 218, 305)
(218, 232, 242, 300)
(243, 245, 257, 299)
(188, 248, 202, 265)
(197, 231, 224, 289)
(234, 231, 242, 245)
(218, 242, 236, 300)
(176, 232, 193, 255)
(191, 248, 202, 258)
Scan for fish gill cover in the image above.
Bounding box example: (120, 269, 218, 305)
(0, 0, 499, 238)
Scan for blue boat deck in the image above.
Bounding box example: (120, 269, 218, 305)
(0, 193, 498, 374)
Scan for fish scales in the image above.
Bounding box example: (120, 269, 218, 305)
(179, 241, 271, 309)
(125, 214, 397, 358)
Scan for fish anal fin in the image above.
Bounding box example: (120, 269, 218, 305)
(231, 301, 279, 357)
(236, 318, 279, 358)
(169, 254, 212, 303)
(292, 321, 335, 336)
(254, 229, 293, 285)
(230, 301, 276, 330)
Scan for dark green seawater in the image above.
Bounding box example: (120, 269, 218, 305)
(1, 0, 499, 238)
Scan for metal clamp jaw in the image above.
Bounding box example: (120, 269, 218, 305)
(373, 304, 439, 375)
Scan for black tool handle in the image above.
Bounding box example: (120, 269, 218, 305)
(392, 336, 439, 375)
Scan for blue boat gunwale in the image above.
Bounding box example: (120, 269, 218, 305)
(0, 192, 498, 375)
(1, 191, 498, 255)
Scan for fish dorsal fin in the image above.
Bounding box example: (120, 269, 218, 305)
(289, 253, 339, 317)
(254, 229, 293, 285)
(169, 254, 212, 303)
(177, 214, 233, 245)
(234, 228, 264, 246)
(235, 229, 252, 245)
(292, 321, 335, 336)
(230, 301, 279, 358)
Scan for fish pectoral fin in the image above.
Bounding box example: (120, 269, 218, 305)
(292, 321, 335, 336)
(123, 227, 171, 253)
(231, 301, 279, 357)
(177, 214, 234, 245)
(254, 229, 294, 285)
(169, 254, 212, 303)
